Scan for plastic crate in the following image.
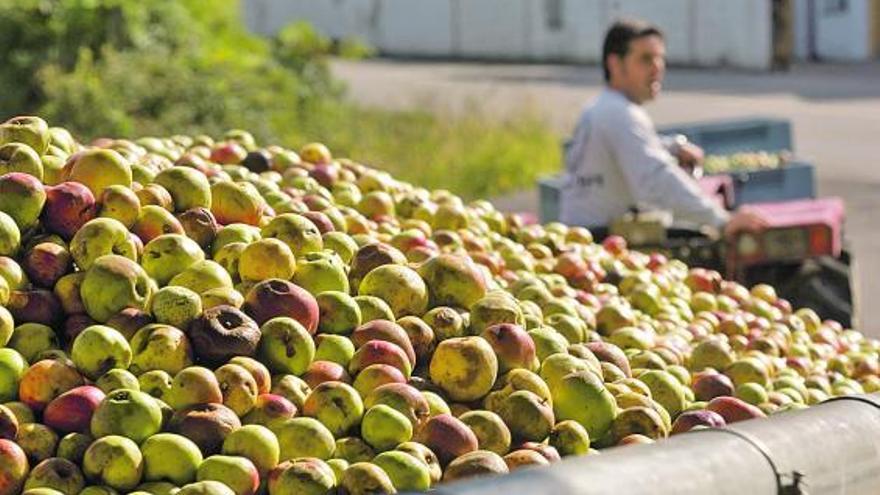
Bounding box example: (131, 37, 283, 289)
(537, 162, 816, 225)
(725, 161, 816, 207)
(657, 117, 793, 155)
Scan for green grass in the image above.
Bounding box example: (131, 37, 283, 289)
(289, 102, 562, 201)
(2, 0, 562, 201)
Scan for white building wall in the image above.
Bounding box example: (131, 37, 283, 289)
(814, 0, 872, 60)
(792, 0, 876, 61)
(241, 0, 800, 69)
(457, 0, 531, 58)
(374, 0, 455, 55)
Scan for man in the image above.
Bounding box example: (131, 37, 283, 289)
(560, 19, 766, 237)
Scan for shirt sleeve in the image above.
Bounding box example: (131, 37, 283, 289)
(598, 105, 730, 229)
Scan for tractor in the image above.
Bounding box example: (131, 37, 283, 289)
(538, 118, 856, 327)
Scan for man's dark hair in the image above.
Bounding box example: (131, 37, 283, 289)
(602, 19, 664, 82)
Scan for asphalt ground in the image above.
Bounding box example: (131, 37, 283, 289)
(331, 59, 880, 336)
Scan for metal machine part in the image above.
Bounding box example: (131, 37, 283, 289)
(431, 395, 880, 495)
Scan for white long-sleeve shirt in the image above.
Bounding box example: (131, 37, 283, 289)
(559, 88, 730, 229)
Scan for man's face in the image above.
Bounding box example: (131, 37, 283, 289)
(610, 35, 666, 104)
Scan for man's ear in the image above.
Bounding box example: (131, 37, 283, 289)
(607, 53, 623, 81)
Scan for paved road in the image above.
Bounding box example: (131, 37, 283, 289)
(331, 59, 880, 335)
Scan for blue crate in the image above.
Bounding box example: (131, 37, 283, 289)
(725, 161, 816, 207)
(658, 118, 793, 156)
(537, 162, 817, 224)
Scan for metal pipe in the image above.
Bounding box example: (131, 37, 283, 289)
(430, 394, 880, 495)
(727, 395, 880, 494)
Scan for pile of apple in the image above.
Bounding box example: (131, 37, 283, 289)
(702, 150, 789, 174)
(0, 115, 877, 495)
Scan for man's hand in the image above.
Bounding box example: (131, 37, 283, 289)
(676, 142, 704, 169)
(724, 206, 770, 238)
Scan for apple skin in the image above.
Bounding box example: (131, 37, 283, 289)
(132, 205, 186, 244)
(0, 213, 20, 259)
(18, 359, 84, 413)
(70, 325, 132, 381)
(81, 435, 144, 492)
(22, 457, 85, 494)
(0, 116, 50, 154)
(90, 389, 163, 444)
(79, 255, 153, 324)
(15, 422, 58, 464)
(42, 385, 106, 434)
(154, 166, 212, 213)
(244, 279, 319, 332)
(414, 414, 479, 467)
(63, 148, 132, 199)
(0, 172, 46, 230)
(178, 207, 219, 250)
(210, 181, 266, 226)
(140, 433, 203, 486)
(41, 182, 97, 241)
(169, 403, 242, 456)
(210, 142, 247, 165)
(706, 396, 767, 424)
(187, 305, 261, 368)
(222, 424, 280, 477)
(130, 323, 194, 376)
(70, 218, 138, 271)
(0, 142, 43, 182)
(266, 458, 335, 495)
(196, 455, 260, 495)
(692, 371, 735, 402)
(141, 234, 205, 286)
(671, 409, 727, 434)
(0, 438, 29, 495)
(241, 393, 297, 427)
(99, 184, 141, 229)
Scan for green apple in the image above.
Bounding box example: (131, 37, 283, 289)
(82, 435, 144, 491)
(0, 172, 47, 230)
(222, 424, 280, 477)
(169, 260, 233, 295)
(238, 238, 296, 282)
(292, 251, 348, 295)
(70, 325, 132, 380)
(65, 149, 132, 198)
(260, 214, 323, 257)
(94, 369, 140, 394)
(141, 433, 203, 485)
(90, 389, 163, 443)
(270, 417, 335, 460)
(266, 458, 335, 495)
(361, 404, 412, 451)
(373, 450, 431, 492)
(150, 286, 202, 330)
(0, 143, 43, 180)
(142, 234, 205, 286)
(314, 334, 356, 366)
(0, 116, 50, 154)
(129, 324, 193, 376)
(257, 317, 315, 375)
(196, 455, 259, 495)
(70, 218, 138, 270)
(358, 265, 427, 318)
(7, 323, 59, 363)
(154, 166, 212, 212)
(302, 382, 364, 437)
(80, 255, 153, 323)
